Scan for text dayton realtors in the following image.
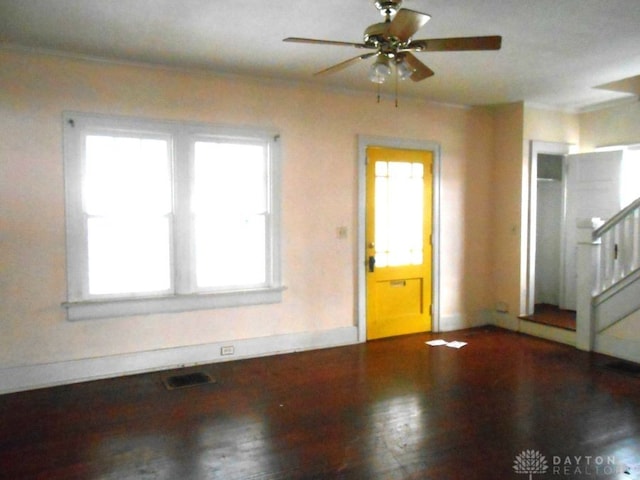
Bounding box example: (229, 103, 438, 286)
(551, 455, 619, 476)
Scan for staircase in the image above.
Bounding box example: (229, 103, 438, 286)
(576, 196, 640, 363)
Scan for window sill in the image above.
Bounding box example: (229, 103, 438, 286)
(63, 286, 286, 321)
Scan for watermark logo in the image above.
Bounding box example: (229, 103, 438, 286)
(513, 450, 632, 477)
(513, 450, 549, 479)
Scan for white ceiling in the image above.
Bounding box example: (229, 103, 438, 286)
(1, 0, 640, 111)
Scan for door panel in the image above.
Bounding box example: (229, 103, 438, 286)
(366, 146, 432, 340)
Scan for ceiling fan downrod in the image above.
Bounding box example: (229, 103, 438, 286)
(374, 0, 402, 18)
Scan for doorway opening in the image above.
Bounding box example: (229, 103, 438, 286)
(524, 141, 575, 330)
(357, 136, 441, 342)
(524, 142, 640, 332)
(531, 153, 576, 330)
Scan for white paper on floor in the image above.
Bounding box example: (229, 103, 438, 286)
(425, 339, 468, 349)
(445, 341, 467, 349)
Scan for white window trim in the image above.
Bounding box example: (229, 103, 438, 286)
(62, 112, 284, 321)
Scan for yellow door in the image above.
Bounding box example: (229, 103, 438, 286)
(366, 146, 432, 340)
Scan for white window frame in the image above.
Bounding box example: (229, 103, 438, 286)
(63, 112, 283, 321)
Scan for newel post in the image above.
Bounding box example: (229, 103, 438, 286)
(575, 219, 601, 351)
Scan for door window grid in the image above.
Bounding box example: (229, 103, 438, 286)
(374, 160, 424, 267)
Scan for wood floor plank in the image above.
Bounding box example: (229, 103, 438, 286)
(1, 327, 639, 479)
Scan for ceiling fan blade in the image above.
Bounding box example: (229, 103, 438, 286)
(410, 35, 502, 52)
(283, 37, 369, 49)
(388, 9, 431, 42)
(403, 52, 435, 82)
(314, 52, 377, 76)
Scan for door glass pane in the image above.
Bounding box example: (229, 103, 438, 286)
(374, 160, 424, 267)
(193, 141, 268, 288)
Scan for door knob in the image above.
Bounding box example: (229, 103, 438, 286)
(368, 255, 376, 273)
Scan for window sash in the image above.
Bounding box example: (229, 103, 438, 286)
(191, 137, 272, 291)
(86, 214, 174, 296)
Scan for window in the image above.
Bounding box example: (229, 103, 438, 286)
(374, 160, 425, 267)
(621, 147, 640, 208)
(63, 113, 282, 320)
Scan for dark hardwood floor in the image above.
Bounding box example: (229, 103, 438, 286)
(1, 327, 639, 479)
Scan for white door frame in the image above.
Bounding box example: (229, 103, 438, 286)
(357, 135, 441, 342)
(524, 140, 573, 316)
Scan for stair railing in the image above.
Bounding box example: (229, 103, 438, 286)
(592, 196, 640, 296)
(576, 196, 640, 351)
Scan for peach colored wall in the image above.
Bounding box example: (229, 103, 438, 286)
(0, 49, 493, 371)
(489, 103, 524, 321)
(524, 106, 580, 146)
(487, 104, 579, 328)
(579, 101, 640, 151)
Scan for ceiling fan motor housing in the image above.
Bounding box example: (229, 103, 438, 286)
(366, 1, 406, 49)
(363, 23, 404, 56)
(364, 22, 390, 47)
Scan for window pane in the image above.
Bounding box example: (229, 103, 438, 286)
(621, 148, 640, 208)
(375, 161, 388, 176)
(195, 214, 267, 288)
(374, 160, 424, 267)
(194, 142, 266, 215)
(88, 217, 171, 295)
(375, 176, 390, 252)
(193, 141, 269, 289)
(388, 161, 412, 178)
(85, 135, 171, 215)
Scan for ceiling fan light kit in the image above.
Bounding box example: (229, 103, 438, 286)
(283, 0, 502, 103)
(368, 55, 392, 84)
(396, 57, 415, 81)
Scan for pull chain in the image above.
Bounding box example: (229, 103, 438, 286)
(395, 64, 399, 107)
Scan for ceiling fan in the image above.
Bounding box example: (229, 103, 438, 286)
(284, 0, 502, 88)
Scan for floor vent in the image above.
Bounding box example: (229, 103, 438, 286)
(163, 372, 216, 390)
(604, 360, 640, 377)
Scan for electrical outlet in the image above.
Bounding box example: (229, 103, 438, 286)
(220, 345, 235, 356)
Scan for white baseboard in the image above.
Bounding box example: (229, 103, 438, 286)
(438, 313, 468, 332)
(485, 309, 577, 346)
(475, 309, 495, 328)
(490, 311, 520, 331)
(0, 326, 359, 395)
(595, 334, 640, 364)
(438, 311, 492, 332)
